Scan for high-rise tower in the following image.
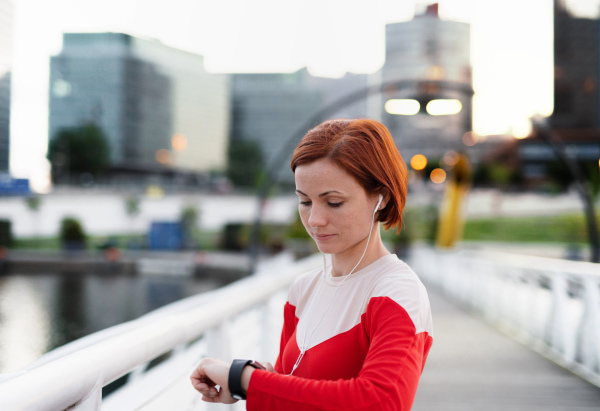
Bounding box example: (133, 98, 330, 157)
(382, 3, 472, 160)
(0, 0, 13, 173)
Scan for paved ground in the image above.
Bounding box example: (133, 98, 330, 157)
(412, 284, 600, 411)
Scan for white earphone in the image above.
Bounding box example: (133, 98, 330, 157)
(375, 193, 383, 212)
(290, 191, 385, 376)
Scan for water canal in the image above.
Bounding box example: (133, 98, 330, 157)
(0, 271, 223, 374)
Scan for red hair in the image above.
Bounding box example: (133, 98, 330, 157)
(291, 119, 408, 233)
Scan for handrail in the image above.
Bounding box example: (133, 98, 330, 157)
(411, 246, 600, 387)
(2, 247, 597, 410)
(0, 252, 321, 410)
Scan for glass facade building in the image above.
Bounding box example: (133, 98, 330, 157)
(230, 68, 368, 183)
(49, 33, 229, 174)
(230, 69, 323, 183)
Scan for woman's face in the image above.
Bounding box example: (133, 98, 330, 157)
(294, 158, 380, 258)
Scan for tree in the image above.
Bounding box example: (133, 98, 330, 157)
(48, 123, 110, 184)
(25, 196, 42, 247)
(125, 195, 140, 234)
(180, 205, 199, 249)
(226, 140, 264, 188)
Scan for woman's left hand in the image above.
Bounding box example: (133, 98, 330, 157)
(190, 358, 238, 404)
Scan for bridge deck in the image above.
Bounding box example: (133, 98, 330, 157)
(413, 284, 600, 411)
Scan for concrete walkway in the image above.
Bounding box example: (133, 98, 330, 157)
(413, 284, 600, 411)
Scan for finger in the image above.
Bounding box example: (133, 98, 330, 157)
(192, 375, 217, 387)
(192, 377, 216, 387)
(193, 383, 218, 396)
(192, 382, 212, 392)
(263, 362, 276, 373)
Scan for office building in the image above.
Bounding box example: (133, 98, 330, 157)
(382, 3, 473, 161)
(0, 0, 13, 173)
(229, 69, 322, 184)
(230, 68, 369, 183)
(552, 0, 599, 129)
(49, 33, 229, 178)
(515, 1, 600, 185)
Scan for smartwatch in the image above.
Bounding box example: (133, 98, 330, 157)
(228, 359, 265, 400)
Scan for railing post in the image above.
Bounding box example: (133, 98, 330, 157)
(511, 269, 529, 335)
(524, 272, 541, 343)
(576, 275, 600, 374)
(70, 380, 102, 411)
(205, 321, 234, 411)
(546, 273, 570, 360)
(484, 263, 501, 323)
(259, 302, 272, 363)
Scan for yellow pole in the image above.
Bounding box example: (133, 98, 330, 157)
(436, 153, 472, 248)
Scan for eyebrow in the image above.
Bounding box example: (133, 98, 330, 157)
(295, 189, 343, 197)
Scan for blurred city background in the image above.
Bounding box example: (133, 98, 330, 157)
(0, 0, 599, 409)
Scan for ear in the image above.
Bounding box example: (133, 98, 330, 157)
(377, 188, 391, 211)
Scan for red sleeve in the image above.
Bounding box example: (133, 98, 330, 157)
(274, 302, 298, 374)
(247, 297, 433, 411)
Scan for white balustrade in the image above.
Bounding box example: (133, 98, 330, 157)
(411, 246, 600, 387)
(0, 252, 321, 411)
(1, 246, 597, 410)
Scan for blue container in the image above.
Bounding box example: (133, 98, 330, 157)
(0, 177, 30, 196)
(148, 222, 184, 250)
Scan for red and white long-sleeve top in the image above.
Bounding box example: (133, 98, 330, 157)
(246, 254, 433, 410)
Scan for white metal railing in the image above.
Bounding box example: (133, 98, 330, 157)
(411, 246, 600, 387)
(2, 246, 597, 410)
(0, 252, 322, 411)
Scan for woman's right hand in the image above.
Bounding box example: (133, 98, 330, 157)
(190, 359, 277, 403)
(190, 358, 238, 404)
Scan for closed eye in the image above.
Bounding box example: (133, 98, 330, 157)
(328, 202, 342, 208)
(299, 201, 311, 207)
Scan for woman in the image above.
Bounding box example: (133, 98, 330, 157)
(191, 118, 433, 410)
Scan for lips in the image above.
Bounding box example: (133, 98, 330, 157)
(314, 233, 335, 241)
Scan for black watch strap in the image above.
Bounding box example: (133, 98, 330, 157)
(229, 359, 254, 400)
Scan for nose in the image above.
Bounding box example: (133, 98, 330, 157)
(307, 205, 327, 228)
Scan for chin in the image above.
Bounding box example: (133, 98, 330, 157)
(314, 242, 341, 255)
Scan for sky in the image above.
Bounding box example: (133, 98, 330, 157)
(7, 0, 600, 191)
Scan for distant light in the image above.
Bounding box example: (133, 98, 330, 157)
(513, 119, 532, 139)
(443, 151, 459, 167)
(52, 80, 72, 98)
(172, 133, 187, 151)
(385, 99, 420, 115)
(145, 185, 165, 198)
(426, 99, 462, 115)
(427, 65, 445, 80)
(462, 131, 477, 146)
(410, 154, 427, 170)
(430, 168, 447, 184)
(155, 149, 171, 164)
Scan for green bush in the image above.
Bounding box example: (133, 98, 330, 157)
(221, 223, 248, 251)
(59, 217, 87, 250)
(0, 220, 13, 248)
